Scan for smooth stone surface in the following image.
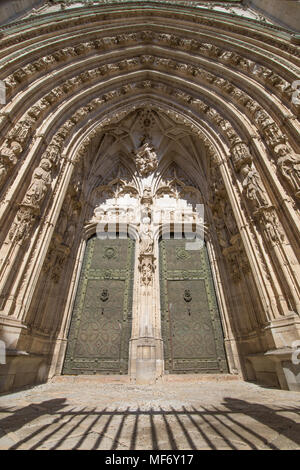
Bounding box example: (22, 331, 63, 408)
(0, 378, 299, 450)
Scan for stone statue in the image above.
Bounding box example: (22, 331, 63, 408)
(276, 145, 300, 198)
(9, 206, 35, 241)
(241, 164, 268, 210)
(139, 215, 153, 254)
(134, 138, 158, 176)
(0, 141, 22, 185)
(259, 208, 285, 244)
(23, 159, 52, 209)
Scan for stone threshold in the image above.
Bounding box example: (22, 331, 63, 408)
(51, 373, 240, 384)
(163, 373, 240, 383)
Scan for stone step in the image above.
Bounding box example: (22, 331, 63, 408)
(51, 373, 240, 384)
(163, 373, 240, 383)
(51, 375, 130, 384)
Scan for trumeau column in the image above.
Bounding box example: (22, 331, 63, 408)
(129, 141, 163, 384)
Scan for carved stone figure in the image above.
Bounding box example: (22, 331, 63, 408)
(134, 139, 158, 176)
(258, 208, 285, 244)
(224, 203, 238, 238)
(276, 145, 300, 198)
(45, 144, 61, 166)
(139, 216, 154, 255)
(8, 119, 33, 143)
(23, 159, 52, 209)
(9, 206, 35, 241)
(241, 164, 269, 210)
(230, 143, 252, 171)
(0, 141, 22, 185)
(214, 213, 229, 249)
(263, 123, 286, 148)
(141, 186, 153, 205)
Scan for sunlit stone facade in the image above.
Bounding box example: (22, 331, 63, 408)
(0, 0, 299, 393)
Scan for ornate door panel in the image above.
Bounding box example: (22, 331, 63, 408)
(159, 238, 228, 374)
(63, 236, 135, 375)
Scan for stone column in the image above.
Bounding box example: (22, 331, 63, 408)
(129, 192, 164, 384)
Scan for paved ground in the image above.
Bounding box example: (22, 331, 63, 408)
(0, 376, 299, 450)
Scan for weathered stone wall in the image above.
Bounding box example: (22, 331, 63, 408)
(0, 0, 44, 26)
(247, 0, 300, 32)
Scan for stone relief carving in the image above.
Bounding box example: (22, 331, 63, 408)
(43, 180, 82, 282)
(139, 256, 155, 287)
(8, 143, 62, 242)
(139, 214, 154, 255)
(210, 165, 250, 282)
(134, 138, 158, 177)
(240, 164, 269, 212)
(2, 42, 297, 202)
(256, 207, 285, 245)
(275, 145, 300, 199)
(23, 159, 52, 210)
(0, 141, 22, 187)
(4, 31, 296, 110)
(8, 206, 36, 243)
(230, 142, 286, 246)
(138, 207, 156, 287)
(230, 142, 253, 172)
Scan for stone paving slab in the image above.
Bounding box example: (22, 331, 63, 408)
(0, 379, 299, 450)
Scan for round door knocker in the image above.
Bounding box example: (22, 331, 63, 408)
(100, 288, 109, 302)
(183, 289, 192, 316)
(183, 289, 192, 303)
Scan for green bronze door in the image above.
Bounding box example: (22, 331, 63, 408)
(159, 238, 228, 374)
(63, 235, 135, 375)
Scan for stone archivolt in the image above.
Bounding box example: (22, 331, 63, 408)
(0, 49, 298, 204)
(0, 2, 299, 393)
(3, 31, 297, 108)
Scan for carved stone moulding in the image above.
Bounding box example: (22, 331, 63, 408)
(139, 253, 156, 287)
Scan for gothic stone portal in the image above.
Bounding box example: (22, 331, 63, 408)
(63, 236, 135, 375)
(160, 238, 228, 374)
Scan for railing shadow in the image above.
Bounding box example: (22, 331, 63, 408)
(0, 397, 299, 450)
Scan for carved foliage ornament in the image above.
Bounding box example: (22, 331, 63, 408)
(139, 255, 155, 287)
